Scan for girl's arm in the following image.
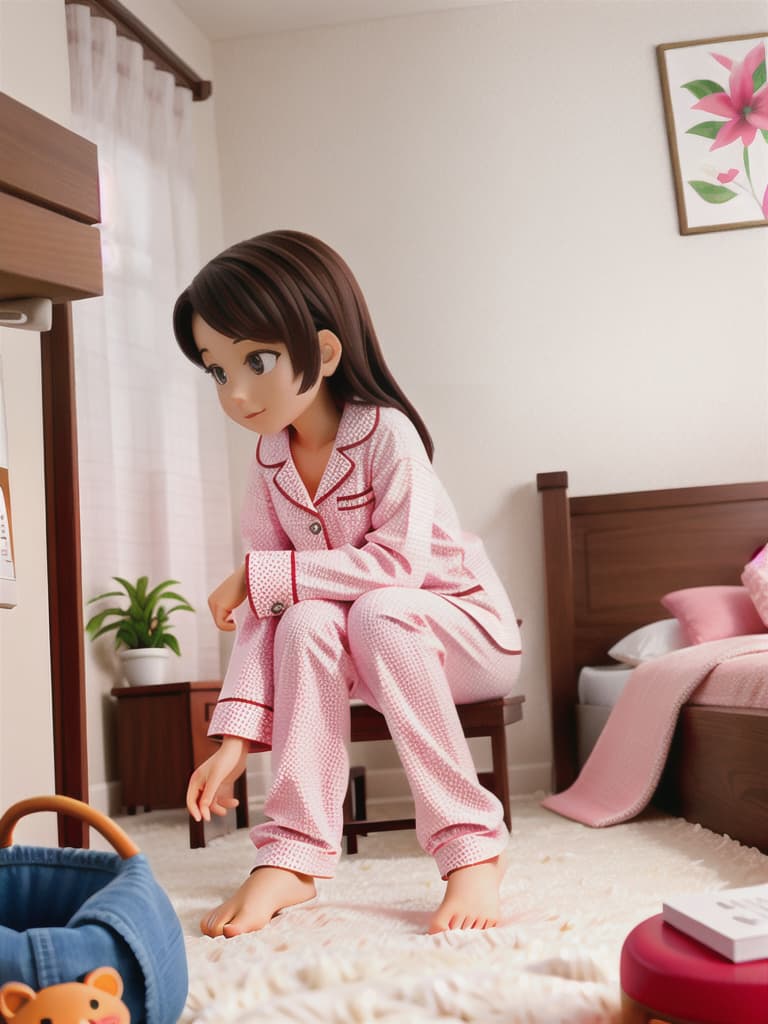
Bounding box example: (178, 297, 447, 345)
(204, 457, 288, 744)
(244, 453, 437, 617)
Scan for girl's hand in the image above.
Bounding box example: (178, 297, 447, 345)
(208, 564, 247, 631)
(186, 736, 248, 823)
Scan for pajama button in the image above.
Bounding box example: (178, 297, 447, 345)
(270, 601, 285, 615)
(309, 521, 322, 535)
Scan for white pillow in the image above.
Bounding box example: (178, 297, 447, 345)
(607, 619, 687, 666)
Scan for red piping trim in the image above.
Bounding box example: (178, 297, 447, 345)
(217, 697, 274, 711)
(290, 550, 298, 604)
(337, 496, 375, 511)
(314, 453, 354, 506)
(338, 404, 380, 451)
(273, 475, 316, 517)
(245, 552, 258, 618)
(256, 434, 286, 469)
(339, 485, 373, 501)
(315, 407, 380, 506)
(447, 585, 483, 598)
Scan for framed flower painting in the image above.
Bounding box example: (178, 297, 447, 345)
(658, 32, 768, 234)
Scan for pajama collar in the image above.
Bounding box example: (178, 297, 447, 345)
(256, 401, 379, 508)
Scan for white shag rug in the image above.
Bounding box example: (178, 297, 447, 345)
(109, 798, 768, 1023)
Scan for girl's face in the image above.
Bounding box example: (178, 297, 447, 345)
(192, 314, 336, 436)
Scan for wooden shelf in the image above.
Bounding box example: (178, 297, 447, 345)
(0, 91, 102, 303)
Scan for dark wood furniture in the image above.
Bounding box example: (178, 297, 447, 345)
(0, 91, 102, 303)
(537, 471, 768, 851)
(111, 681, 248, 849)
(342, 695, 525, 854)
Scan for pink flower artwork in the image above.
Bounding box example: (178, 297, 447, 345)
(692, 43, 768, 149)
(677, 39, 768, 222)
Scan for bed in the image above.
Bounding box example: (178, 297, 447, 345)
(537, 471, 768, 851)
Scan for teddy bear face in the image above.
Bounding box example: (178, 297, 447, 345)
(0, 967, 130, 1024)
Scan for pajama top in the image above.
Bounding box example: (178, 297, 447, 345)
(209, 400, 522, 746)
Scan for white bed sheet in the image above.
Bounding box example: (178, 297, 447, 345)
(576, 664, 633, 708)
(576, 648, 768, 767)
(578, 647, 768, 711)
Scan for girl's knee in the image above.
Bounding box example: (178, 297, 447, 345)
(347, 589, 418, 655)
(274, 599, 346, 649)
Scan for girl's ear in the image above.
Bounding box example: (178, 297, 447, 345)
(317, 330, 342, 378)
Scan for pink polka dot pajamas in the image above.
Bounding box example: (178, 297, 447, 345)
(209, 403, 522, 878)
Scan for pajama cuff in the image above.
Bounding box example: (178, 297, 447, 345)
(246, 549, 297, 619)
(249, 833, 339, 878)
(432, 827, 510, 880)
(208, 699, 273, 751)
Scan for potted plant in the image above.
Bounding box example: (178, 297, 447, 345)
(85, 576, 194, 686)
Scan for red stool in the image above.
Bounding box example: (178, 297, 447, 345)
(620, 914, 768, 1023)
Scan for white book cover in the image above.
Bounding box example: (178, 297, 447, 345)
(663, 884, 768, 962)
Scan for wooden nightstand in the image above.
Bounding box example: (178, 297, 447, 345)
(110, 680, 249, 849)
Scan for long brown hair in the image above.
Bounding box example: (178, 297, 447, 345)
(173, 230, 434, 459)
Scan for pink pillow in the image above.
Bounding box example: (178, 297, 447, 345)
(660, 585, 766, 645)
(742, 544, 768, 626)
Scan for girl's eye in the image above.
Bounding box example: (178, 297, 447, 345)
(246, 351, 279, 375)
(205, 365, 227, 385)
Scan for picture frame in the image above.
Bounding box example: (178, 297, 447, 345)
(657, 32, 768, 235)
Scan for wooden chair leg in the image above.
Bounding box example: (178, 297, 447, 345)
(489, 725, 511, 830)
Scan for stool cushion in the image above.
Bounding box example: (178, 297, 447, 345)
(621, 914, 768, 1024)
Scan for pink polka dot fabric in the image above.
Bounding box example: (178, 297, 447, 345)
(249, 591, 521, 879)
(206, 402, 523, 880)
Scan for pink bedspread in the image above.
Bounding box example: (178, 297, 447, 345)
(542, 636, 768, 827)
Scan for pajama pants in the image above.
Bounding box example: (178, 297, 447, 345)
(249, 587, 522, 879)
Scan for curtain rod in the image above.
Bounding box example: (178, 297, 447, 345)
(65, 0, 213, 101)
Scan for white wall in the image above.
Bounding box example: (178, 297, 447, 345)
(0, 0, 73, 845)
(209, 1, 768, 794)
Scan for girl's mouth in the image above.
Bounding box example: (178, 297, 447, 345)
(245, 410, 265, 419)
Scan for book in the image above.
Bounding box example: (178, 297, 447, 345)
(662, 884, 768, 962)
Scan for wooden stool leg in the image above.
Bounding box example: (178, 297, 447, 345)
(352, 766, 367, 822)
(489, 725, 511, 830)
(343, 766, 364, 855)
(234, 770, 249, 830)
(189, 815, 205, 849)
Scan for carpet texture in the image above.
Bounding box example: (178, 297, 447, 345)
(110, 799, 768, 1023)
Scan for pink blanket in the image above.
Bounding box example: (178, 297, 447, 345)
(542, 636, 768, 827)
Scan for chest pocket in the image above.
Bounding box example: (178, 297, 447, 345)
(336, 486, 374, 512)
(333, 486, 374, 547)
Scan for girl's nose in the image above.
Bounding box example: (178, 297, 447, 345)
(228, 371, 251, 401)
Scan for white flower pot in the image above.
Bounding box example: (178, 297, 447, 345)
(119, 648, 171, 686)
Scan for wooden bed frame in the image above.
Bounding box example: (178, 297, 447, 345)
(537, 471, 768, 852)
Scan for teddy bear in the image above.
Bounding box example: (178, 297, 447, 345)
(0, 967, 130, 1024)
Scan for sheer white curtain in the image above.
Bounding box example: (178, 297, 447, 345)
(66, 5, 233, 790)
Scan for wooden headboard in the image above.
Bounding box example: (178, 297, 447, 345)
(537, 471, 768, 790)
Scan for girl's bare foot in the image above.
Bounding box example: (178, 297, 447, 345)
(427, 856, 504, 934)
(201, 866, 316, 937)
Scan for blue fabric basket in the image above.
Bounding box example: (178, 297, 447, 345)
(0, 796, 187, 1024)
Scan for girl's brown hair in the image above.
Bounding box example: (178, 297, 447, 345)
(173, 230, 433, 459)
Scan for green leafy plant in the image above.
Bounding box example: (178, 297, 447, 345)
(85, 576, 194, 655)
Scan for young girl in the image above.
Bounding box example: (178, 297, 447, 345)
(173, 230, 522, 937)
